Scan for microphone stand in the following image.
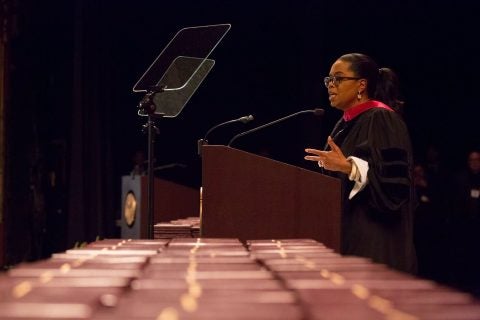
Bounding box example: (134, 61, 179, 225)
(138, 86, 165, 239)
(228, 109, 323, 147)
(198, 115, 254, 156)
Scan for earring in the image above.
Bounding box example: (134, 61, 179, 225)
(357, 91, 362, 100)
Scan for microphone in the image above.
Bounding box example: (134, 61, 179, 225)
(227, 108, 324, 147)
(154, 163, 187, 171)
(198, 114, 254, 155)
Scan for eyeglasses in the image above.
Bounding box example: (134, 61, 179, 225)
(324, 76, 361, 87)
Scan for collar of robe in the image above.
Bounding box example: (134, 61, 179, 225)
(343, 100, 393, 122)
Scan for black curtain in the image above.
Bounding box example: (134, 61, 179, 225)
(67, 1, 116, 246)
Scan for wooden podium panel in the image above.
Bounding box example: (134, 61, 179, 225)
(121, 176, 199, 239)
(201, 146, 341, 251)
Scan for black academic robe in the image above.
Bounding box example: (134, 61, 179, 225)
(329, 107, 417, 273)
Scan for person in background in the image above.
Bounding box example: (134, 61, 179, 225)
(412, 162, 446, 280)
(131, 150, 147, 176)
(422, 143, 453, 220)
(452, 149, 480, 222)
(304, 53, 416, 273)
(449, 149, 480, 295)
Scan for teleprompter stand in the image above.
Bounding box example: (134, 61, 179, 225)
(133, 24, 230, 238)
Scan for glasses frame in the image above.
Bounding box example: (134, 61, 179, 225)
(324, 76, 362, 87)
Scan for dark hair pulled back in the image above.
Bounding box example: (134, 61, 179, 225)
(339, 53, 404, 112)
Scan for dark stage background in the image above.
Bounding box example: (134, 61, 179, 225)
(2, 0, 480, 289)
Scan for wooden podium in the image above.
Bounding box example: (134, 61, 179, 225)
(120, 175, 200, 239)
(201, 145, 342, 252)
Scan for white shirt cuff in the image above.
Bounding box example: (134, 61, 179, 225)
(347, 156, 369, 199)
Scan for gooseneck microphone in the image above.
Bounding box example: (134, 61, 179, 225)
(198, 114, 254, 155)
(227, 108, 324, 147)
